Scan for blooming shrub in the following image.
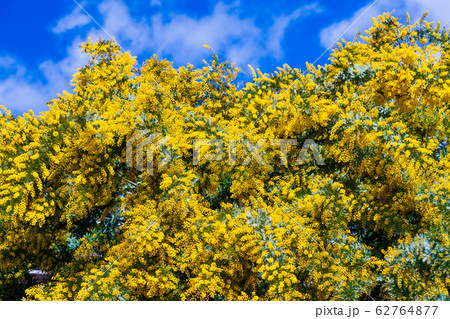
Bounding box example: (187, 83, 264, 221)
(0, 12, 449, 300)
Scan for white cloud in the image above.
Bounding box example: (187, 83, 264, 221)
(267, 3, 322, 59)
(0, 59, 52, 114)
(96, 0, 153, 54)
(0, 56, 17, 71)
(0, 39, 88, 114)
(150, 0, 161, 6)
(405, 0, 450, 25)
(52, 7, 91, 33)
(319, 0, 450, 49)
(152, 2, 264, 66)
(39, 38, 89, 94)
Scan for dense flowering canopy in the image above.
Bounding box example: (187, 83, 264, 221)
(0, 12, 449, 300)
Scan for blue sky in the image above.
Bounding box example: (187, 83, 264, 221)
(1, 0, 449, 115)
